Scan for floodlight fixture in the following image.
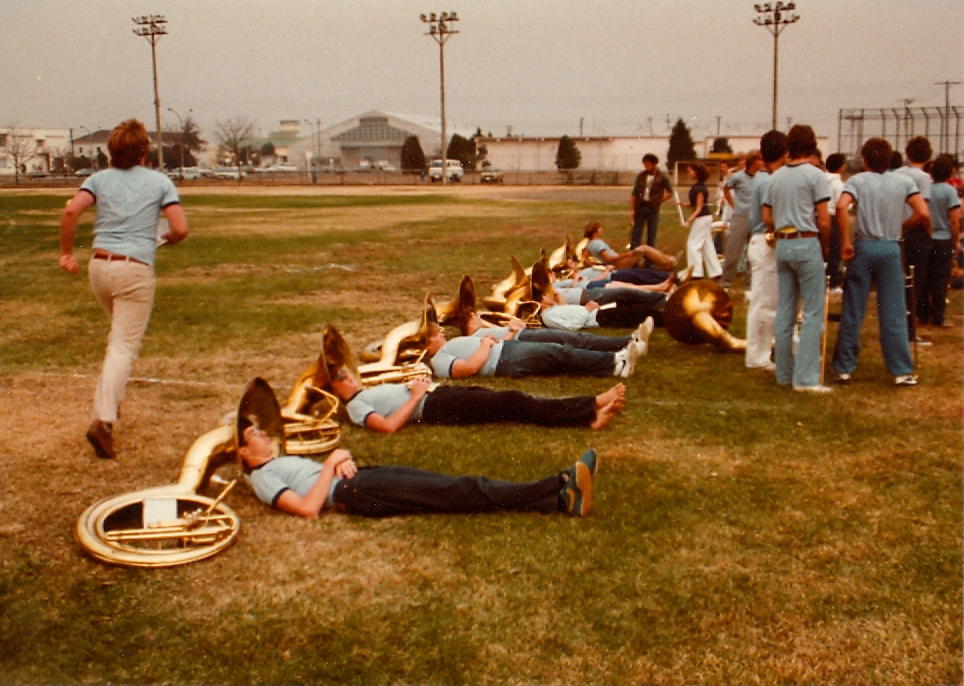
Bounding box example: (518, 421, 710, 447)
(753, 1, 799, 130)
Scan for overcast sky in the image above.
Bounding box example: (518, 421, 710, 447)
(1, 0, 962, 146)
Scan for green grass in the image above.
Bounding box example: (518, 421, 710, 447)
(0, 188, 960, 684)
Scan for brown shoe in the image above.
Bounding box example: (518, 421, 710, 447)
(86, 420, 115, 460)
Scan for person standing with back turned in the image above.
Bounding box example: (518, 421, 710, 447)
(59, 118, 189, 460)
(761, 125, 832, 393)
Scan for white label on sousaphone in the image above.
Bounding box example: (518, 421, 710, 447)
(143, 498, 178, 527)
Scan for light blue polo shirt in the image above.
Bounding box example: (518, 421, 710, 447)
(81, 166, 180, 267)
(763, 162, 831, 234)
(245, 455, 337, 510)
(344, 383, 426, 427)
(842, 171, 919, 241)
(929, 182, 961, 241)
(725, 169, 755, 215)
(748, 170, 772, 235)
(586, 239, 613, 262)
(430, 336, 503, 379)
(896, 166, 933, 223)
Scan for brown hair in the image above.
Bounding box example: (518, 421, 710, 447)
(932, 155, 954, 183)
(861, 138, 893, 174)
(787, 125, 817, 159)
(689, 163, 709, 183)
(905, 136, 932, 164)
(583, 221, 602, 239)
(108, 119, 150, 169)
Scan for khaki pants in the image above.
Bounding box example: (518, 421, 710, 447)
(88, 258, 156, 423)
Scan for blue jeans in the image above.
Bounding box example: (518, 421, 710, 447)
(518, 327, 630, 352)
(584, 287, 665, 308)
(495, 339, 614, 377)
(630, 205, 660, 250)
(588, 268, 669, 288)
(775, 237, 826, 387)
(333, 466, 561, 517)
(832, 240, 914, 377)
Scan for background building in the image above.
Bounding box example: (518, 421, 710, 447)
(0, 127, 70, 175)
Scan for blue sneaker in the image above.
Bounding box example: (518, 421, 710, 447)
(578, 448, 599, 476)
(560, 458, 594, 517)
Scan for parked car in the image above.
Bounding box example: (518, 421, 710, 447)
(429, 159, 463, 182)
(262, 164, 298, 173)
(166, 166, 203, 180)
(74, 168, 94, 177)
(204, 166, 245, 180)
(374, 161, 397, 172)
(480, 166, 504, 183)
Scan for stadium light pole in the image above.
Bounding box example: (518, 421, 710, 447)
(753, 2, 799, 131)
(167, 107, 191, 176)
(132, 15, 168, 170)
(420, 11, 459, 186)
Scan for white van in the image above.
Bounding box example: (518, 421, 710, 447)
(428, 159, 463, 182)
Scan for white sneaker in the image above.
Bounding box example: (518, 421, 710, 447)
(633, 316, 655, 345)
(793, 384, 833, 394)
(675, 265, 695, 286)
(634, 338, 648, 357)
(612, 342, 639, 378)
(894, 374, 919, 386)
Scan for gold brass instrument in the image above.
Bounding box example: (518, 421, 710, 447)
(333, 297, 436, 388)
(482, 256, 528, 311)
(663, 281, 747, 352)
(76, 418, 242, 568)
(279, 349, 342, 456)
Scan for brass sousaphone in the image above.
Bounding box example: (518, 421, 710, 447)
(663, 281, 747, 352)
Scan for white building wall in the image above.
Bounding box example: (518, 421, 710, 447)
(0, 127, 70, 174)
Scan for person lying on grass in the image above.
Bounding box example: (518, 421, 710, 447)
(329, 366, 626, 434)
(426, 322, 639, 380)
(538, 289, 661, 339)
(462, 310, 643, 353)
(582, 220, 680, 271)
(238, 421, 599, 518)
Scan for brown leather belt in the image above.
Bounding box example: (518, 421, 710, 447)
(92, 252, 147, 266)
(776, 229, 818, 240)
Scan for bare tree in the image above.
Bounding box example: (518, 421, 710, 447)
(4, 126, 37, 184)
(214, 115, 255, 182)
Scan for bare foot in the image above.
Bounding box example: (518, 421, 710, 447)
(590, 396, 625, 430)
(595, 383, 626, 408)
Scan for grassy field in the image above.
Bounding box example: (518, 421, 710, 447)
(0, 186, 961, 684)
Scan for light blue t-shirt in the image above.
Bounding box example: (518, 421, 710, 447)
(929, 182, 961, 241)
(748, 170, 772, 235)
(344, 383, 426, 427)
(895, 166, 933, 223)
(586, 239, 613, 262)
(725, 170, 755, 215)
(555, 286, 584, 304)
(472, 326, 510, 339)
(430, 336, 503, 379)
(244, 455, 338, 510)
(763, 162, 831, 234)
(842, 171, 919, 241)
(80, 166, 180, 267)
(541, 305, 597, 331)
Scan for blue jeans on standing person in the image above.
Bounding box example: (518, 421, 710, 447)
(775, 237, 826, 387)
(631, 205, 660, 250)
(832, 239, 914, 377)
(495, 339, 615, 377)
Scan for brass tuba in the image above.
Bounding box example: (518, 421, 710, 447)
(663, 281, 747, 352)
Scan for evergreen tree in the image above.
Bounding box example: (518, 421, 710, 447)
(401, 136, 427, 171)
(446, 134, 477, 170)
(711, 137, 733, 154)
(555, 135, 582, 170)
(667, 118, 697, 171)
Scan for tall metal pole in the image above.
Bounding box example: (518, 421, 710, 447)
(133, 15, 168, 169)
(420, 12, 459, 186)
(754, 3, 799, 131)
(935, 80, 960, 154)
(168, 107, 190, 176)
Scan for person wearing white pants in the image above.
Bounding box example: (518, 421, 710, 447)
(745, 131, 788, 369)
(682, 163, 722, 279)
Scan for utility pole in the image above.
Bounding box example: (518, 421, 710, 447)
(132, 15, 168, 170)
(167, 107, 190, 177)
(753, 2, 799, 131)
(420, 11, 459, 186)
(579, 117, 584, 137)
(716, 116, 722, 137)
(935, 80, 960, 154)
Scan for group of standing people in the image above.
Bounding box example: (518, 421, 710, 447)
(629, 127, 959, 393)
